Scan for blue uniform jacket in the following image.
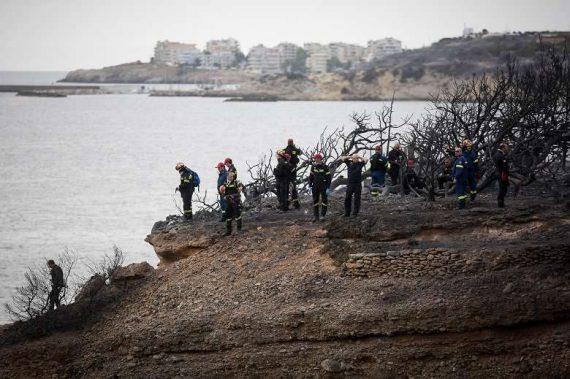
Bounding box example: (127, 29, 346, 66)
(462, 147, 479, 173)
(217, 169, 228, 190)
(452, 156, 468, 183)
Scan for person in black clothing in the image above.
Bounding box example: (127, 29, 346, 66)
(216, 162, 228, 222)
(388, 143, 405, 184)
(341, 154, 367, 217)
(403, 159, 425, 194)
(224, 158, 237, 178)
(175, 162, 196, 220)
(47, 259, 65, 311)
(309, 153, 332, 222)
(273, 151, 292, 211)
(437, 156, 454, 190)
(284, 139, 302, 209)
(369, 145, 388, 197)
(494, 143, 510, 208)
(220, 172, 244, 235)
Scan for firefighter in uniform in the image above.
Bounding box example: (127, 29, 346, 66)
(220, 171, 243, 235)
(452, 148, 469, 209)
(284, 139, 302, 209)
(369, 145, 388, 197)
(461, 139, 479, 201)
(308, 153, 332, 222)
(494, 143, 510, 208)
(175, 162, 196, 220)
(274, 151, 292, 211)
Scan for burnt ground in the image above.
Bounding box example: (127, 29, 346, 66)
(0, 189, 569, 378)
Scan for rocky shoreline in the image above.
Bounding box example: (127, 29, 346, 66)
(1, 189, 568, 377)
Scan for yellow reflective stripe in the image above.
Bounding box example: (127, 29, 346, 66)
(470, 190, 477, 194)
(455, 165, 464, 168)
(458, 195, 467, 200)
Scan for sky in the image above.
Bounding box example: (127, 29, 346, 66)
(0, 0, 568, 71)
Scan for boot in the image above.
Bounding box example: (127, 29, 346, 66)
(225, 220, 232, 236)
(498, 199, 505, 208)
(470, 193, 477, 201)
(236, 219, 242, 231)
(458, 200, 466, 209)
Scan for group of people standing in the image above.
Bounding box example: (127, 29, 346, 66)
(174, 138, 512, 234)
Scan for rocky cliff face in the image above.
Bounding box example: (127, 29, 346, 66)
(0, 193, 569, 377)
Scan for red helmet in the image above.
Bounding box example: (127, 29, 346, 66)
(407, 159, 415, 167)
(313, 153, 323, 160)
(215, 162, 225, 169)
(224, 158, 232, 164)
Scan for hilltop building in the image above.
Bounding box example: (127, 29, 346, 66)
(365, 38, 402, 62)
(304, 43, 331, 73)
(276, 42, 299, 64)
(206, 38, 241, 53)
(246, 45, 281, 74)
(329, 42, 365, 65)
(154, 41, 200, 65)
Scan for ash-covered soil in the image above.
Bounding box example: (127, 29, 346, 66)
(1, 191, 569, 378)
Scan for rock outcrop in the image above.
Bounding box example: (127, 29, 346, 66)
(1, 192, 569, 377)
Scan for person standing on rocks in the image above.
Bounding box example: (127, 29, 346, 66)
(220, 171, 244, 235)
(283, 138, 302, 210)
(175, 162, 197, 220)
(340, 154, 367, 217)
(216, 162, 228, 222)
(309, 153, 332, 222)
(494, 143, 510, 208)
(224, 158, 237, 178)
(369, 145, 389, 197)
(274, 151, 292, 211)
(461, 139, 479, 201)
(388, 143, 405, 185)
(452, 147, 469, 209)
(47, 259, 65, 311)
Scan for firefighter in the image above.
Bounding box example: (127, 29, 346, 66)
(309, 153, 332, 222)
(224, 157, 237, 177)
(494, 143, 510, 208)
(216, 162, 228, 221)
(284, 138, 302, 209)
(273, 151, 291, 211)
(388, 143, 405, 184)
(220, 171, 244, 236)
(341, 154, 367, 217)
(47, 259, 65, 311)
(175, 162, 196, 220)
(461, 139, 479, 201)
(369, 145, 388, 197)
(452, 147, 468, 209)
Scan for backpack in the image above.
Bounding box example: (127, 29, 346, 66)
(191, 170, 200, 188)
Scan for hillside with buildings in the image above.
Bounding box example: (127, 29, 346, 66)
(61, 31, 569, 100)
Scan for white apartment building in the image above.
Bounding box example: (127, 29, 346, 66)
(154, 41, 201, 65)
(329, 42, 365, 64)
(246, 45, 281, 74)
(206, 38, 240, 53)
(365, 38, 403, 62)
(200, 51, 236, 69)
(304, 43, 331, 73)
(276, 42, 299, 63)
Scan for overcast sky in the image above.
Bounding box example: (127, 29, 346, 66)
(0, 0, 568, 71)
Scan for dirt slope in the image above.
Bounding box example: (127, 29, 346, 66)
(1, 192, 569, 377)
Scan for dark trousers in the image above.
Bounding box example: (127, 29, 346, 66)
(219, 195, 227, 220)
(455, 181, 467, 209)
(180, 190, 194, 219)
(467, 172, 478, 199)
(225, 200, 242, 234)
(312, 186, 328, 219)
(277, 179, 289, 211)
(437, 175, 451, 189)
(389, 164, 400, 184)
(290, 180, 300, 209)
(48, 286, 62, 311)
(371, 170, 385, 197)
(345, 182, 362, 216)
(498, 179, 509, 207)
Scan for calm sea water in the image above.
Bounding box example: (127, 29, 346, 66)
(0, 75, 429, 323)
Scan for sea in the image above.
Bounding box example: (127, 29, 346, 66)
(0, 71, 430, 323)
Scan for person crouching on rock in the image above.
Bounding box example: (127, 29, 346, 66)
(309, 153, 331, 222)
(175, 162, 196, 220)
(340, 154, 367, 218)
(47, 259, 65, 311)
(220, 171, 244, 236)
